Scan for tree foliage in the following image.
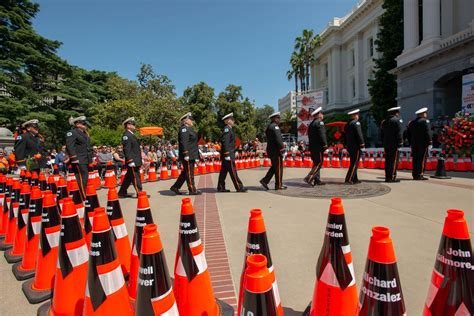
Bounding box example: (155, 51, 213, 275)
(368, 0, 403, 123)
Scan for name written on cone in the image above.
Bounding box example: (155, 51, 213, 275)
(361, 272, 402, 303)
(179, 222, 198, 235)
(325, 222, 343, 238)
(90, 241, 102, 257)
(138, 266, 154, 286)
(437, 248, 473, 270)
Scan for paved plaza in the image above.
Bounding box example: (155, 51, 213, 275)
(0, 167, 472, 315)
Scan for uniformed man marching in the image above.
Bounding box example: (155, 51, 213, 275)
(344, 109, 365, 184)
(14, 119, 47, 174)
(66, 116, 92, 199)
(381, 107, 403, 182)
(304, 107, 328, 186)
(406, 107, 432, 180)
(170, 113, 201, 195)
(118, 117, 143, 198)
(217, 113, 247, 193)
(260, 112, 286, 190)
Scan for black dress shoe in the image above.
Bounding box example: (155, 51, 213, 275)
(217, 189, 230, 193)
(344, 181, 354, 185)
(303, 177, 311, 185)
(237, 188, 248, 192)
(315, 181, 326, 186)
(276, 186, 287, 190)
(391, 179, 400, 183)
(259, 180, 269, 191)
(353, 180, 362, 184)
(188, 190, 202, 195)
(170, 187, 182, 195)
(118, 193, 133, 198)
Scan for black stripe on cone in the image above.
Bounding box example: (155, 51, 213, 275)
(40, 204, 61, 257)
(4, 185, 30, 262)
(178, 213, 201, 281)
(58, 215, 84, 278)
(0, 198, 12, 250)
(84, 193, 100, 243)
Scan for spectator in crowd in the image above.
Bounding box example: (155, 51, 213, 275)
(97, 145, 113, 177)
(113, 145, 125, 173)
(55, 145, 67, 173)
(0, 149, 9, 174)
(147, 145, 158, 166)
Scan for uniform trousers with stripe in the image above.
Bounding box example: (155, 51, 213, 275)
(305, 151, 323, 184)
(384, 147, 399, 181)
(73, 163, 89, 200)
(172, 159, 196, 193)
(261, 155, 283, 189)
(344, 148, 360, 183)
(411, 146, 428, 179)
(217, 159, 243, 191)
(119, 165, 142, 195)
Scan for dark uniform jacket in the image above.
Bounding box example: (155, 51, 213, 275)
(178, 125, 199, 160)
(344, 119, 365, 150)
(66, 128, 92, 165)
(265, 122, 284, 158)
(381, 115, 403, 149)
(122, 130, 142, 166)
(407, 117, 432, 149)
(308, 119, 328, 153)
(220, 125, 236, 160)
(14, 132, 47, 168)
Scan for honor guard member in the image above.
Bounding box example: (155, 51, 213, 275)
(118, 117, 143, 198)
(217, 113, 247, 193)
(406, 107, 432, 180)
(260, 111, 286, 190)
(381, 107, 403, 182)
(170, 112, 201, 195)
(304, 107, 328, 186)
(66, 116, 92, 199)
(14, 119, 47, 173)
(344, 109, 365, 184)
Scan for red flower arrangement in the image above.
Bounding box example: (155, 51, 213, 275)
(440, 112, 473, 157)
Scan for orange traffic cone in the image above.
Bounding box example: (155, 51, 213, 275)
(194, 161, 199, 175)
(5, 183, 31, 263)
(135, 224, 179, 315)
(463, 157, 473, 171)
(37, 197, 89, 316)
(263, 155, 271, 167)
(455, 157, 466, 172)
(47, 174, 57, 194)
(129, 191, 155, 301)
(12, 186, 43, 280)
(119, 164, 127, 185)
(199, 160, 207, 174)
(31, 171, 39, 186)
(240, 254, 279, 316)
(39, 172, 47, 191)
(20, 169, 26, 182)
(0, 179, 21, 250)
(22, 191, 61, 303)
(0, 177, 14, 241)
(52, 165, 60, 183)
(93, 164, 101, 189)
(174, 197, 233, 315)
(323, 154, 330, 168)
(103, 161, 117, 189)
(305, 197, 357, 316)
(238, 209, 283, 315)
(332, 155, 341, 168)
(140, 167, 146, 183)
(66, 165, 75, 192)
(423, 209, 473, 315)
(56, 177, 68, 211)
(0, 197, 12, 250)
(25, 170, 32, 184)
(84, 184, 100, 247)
(357, 227, 406, 315)
(107, 187, 131, 276)
(83, 207, 133, 315)
(160, 159, 169, 180)
(0, 175, 7, 239)
(147, 162, 158, 182)
(69, 180, 85, 228)
(171, 159, 180, 178)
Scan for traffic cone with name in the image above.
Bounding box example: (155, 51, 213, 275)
(0, 179, 20, 250)
(47, 174, 57, 194)
(238, 209, 283, 315)
(12, 186, 43, 280)
(70, 180, 85, 228)
(37, 197, 89, 316)
(103, 161, 117, 189)
(119, 164, 127, 185)
(56, 177, 68, 211)
(140, 167, 146, 183)
(304, 197, 357, 316)
(135, 224, 179, 315)
(171, 159, 180, 178)
(22, 191, 61, 303)
(129, 191, 155, 301)
(107, 187, 131, 276)
(20, 169, 26, 182)
(0, 175, 6, 239)
(240, 254, 278, 316)
(93, 163, 101, 190)
(423, 209, 473, 315)
(31, 171, 39, 186)
(84, 184, 100, 247)
(0, 197, 12, 250)
(147, 162, 158, 182)
(174, 197, 233, 315)
(39, 172, 47, 191)
(160, 159, 169, 180)
(66, 165, 75, 192)
(4, 183, 31, 263)
(357, 227, 406, 315)
(0, 177, 13, 239)
(83, 207, 133, 315)
(52, 165, 60, 182)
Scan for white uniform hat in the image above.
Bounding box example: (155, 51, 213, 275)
(122, 117, 136, 126)
(22, 119, 39, 128)
(180, 112, 192, 121)
(68, 116, 87, 126)
(387, 106, 401, 112)
(347, 109, 360, 115)
(269, 111, 281, 119)
(222, 112, 234, 121)
(415, 107, 428, 115)
(311, 107, 322, 116)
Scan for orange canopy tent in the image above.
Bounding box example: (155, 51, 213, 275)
(139, 127, 163, 136)
(326, 121, 347, 128)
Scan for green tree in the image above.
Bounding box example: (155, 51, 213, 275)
(255, 105, 274, 140)
(368, 0, 403, 123)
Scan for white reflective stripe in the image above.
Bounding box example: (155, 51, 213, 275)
(347, 262, 356, 286)
(175, 256, 186, 277)
(152, 286, 173, 302)
(32, 221, 41, 235)
(455, 303, 470, 316)
(193, 251, 207, 275)
(341, 245, 351, 254)
(272, 281, 281, 308)
(160, 302, 179, 316)
(46, 230, 60, 249)
(112, 222, 128, 239)
(21, 211, 28, 224)
(132, 242, 138, 256)
(268, 265, 274, 273)
(99, 265, 125, 296)
(13, 206, 19, 217)
(76, 206, 85, 219)
(85, 280, 90, 297)
(425, 269, 443, 308)
(319, 262, 339, 287)
(189, 239, 201, 248)
(89, 216, 94, 229)
(67, 243, 89, 267)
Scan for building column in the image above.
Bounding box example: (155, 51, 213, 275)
(330, 46, 341, 105)
(422, 0, 441, 43)
(403, 0, 419, 50)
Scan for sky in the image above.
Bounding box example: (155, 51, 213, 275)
(34, 0, 357, 109)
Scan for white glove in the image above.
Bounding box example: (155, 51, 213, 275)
(71, 160, 79, 164)
(224, 156, 231, 161)
(428, 145, 433, 151)
(128, 162, 136, 167)
(19, 165, 27, 170)
(184, 156, 189, 161)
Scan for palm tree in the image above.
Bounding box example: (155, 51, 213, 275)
(293, 29, 320, 92)
(287, 52, 302, 93)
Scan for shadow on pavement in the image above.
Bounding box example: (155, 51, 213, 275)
(283, 306, 305, 316)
